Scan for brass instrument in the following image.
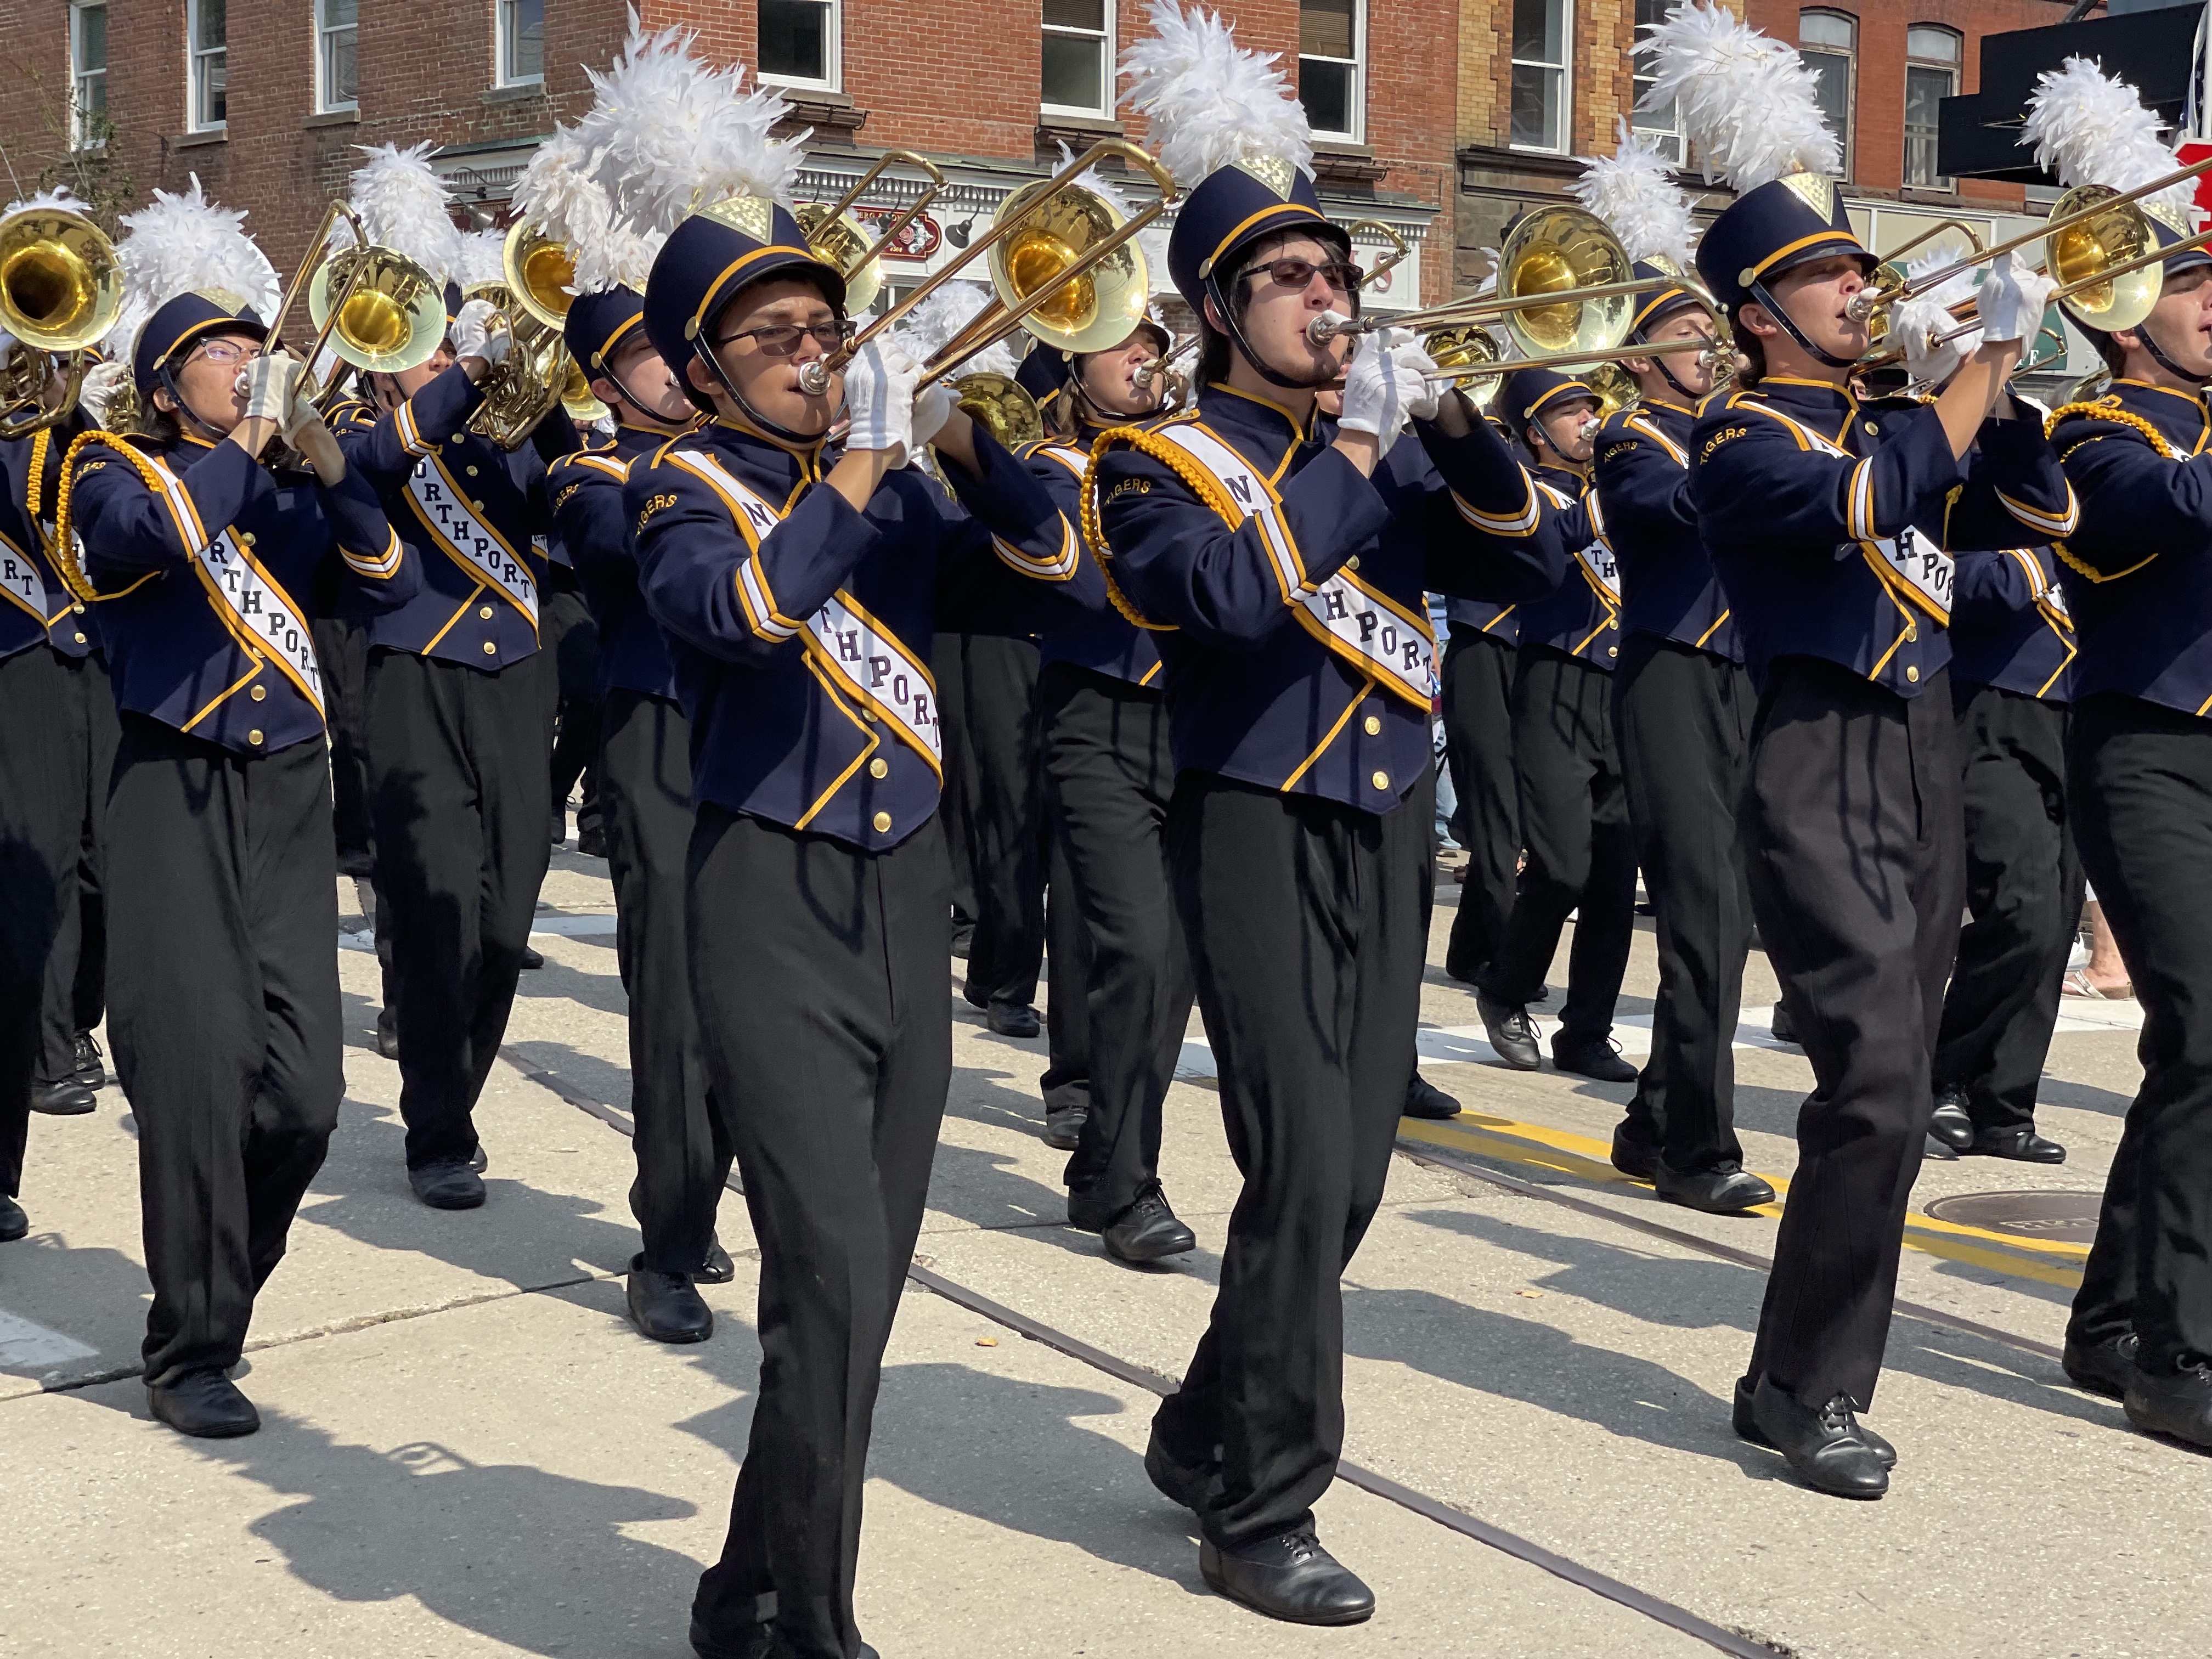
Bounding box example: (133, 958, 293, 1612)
(560, 354, 611, 426)
(1586, 362, 1639, 416)
(950, 370, 1043, 448)
(1422, 324, 1504, 412)
(0, 205, 122, 438)
(464, 218, 577, 449)
(797, 151, 947, 317)
(1342, 218, 1410, 288)
(272, 201, 446, 385)
(799, 138, 1178, 397)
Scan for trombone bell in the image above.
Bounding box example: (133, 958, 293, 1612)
(796, 204, 884, 316)
(1424, 324, 1504, 412)
(308, 245, 447, 375)
(986, 178, 1148, 355)
(2046, 184, 2159, 333)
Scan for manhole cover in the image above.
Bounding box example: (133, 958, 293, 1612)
(1922, 1190, 2104, 1245)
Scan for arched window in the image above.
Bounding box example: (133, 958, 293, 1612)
(1905, 26, 1962, 190)
(1799, 10, 1856, 180)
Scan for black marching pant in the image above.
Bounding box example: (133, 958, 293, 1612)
(2067, 694, 2212, 1372)
(1152, 774, 1427, 1549)
(366, 649, 552, 1169)
(1039, 665, 1193, 1212)
(1039, 824, 1091, 1116)
(544, 579, 603, 840)
(941, 633, 1046, 1007)
(599, 690, 728, 1273)
(106, 716, 341, 1384)
(312, 613, 377, 878)
(1482, 645, 1636, 1039)
(1440, 630, 1519, 980)
(688, 808, 950, 1659)
(930, 633, 979, 935)
(1742, 658, 1963, 1409)
(0, 648, 110, 1197)
(1932, 682, 2080, 1133)
(1615, 635, 1755, 1173)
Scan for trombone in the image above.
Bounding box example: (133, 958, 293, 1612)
(268, 200, 447, 387)
(0, 204, 121, 438)
(797, 137, 1178, 397)
(797, 151, 947, 317)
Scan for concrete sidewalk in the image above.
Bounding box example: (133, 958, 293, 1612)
(1, 847, 2201, 1658)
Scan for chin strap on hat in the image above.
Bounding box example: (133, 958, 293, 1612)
(1747, 278, 1861, 372)
(155, 362, 235, 446)
(691, 335, 821, 446)
(2140, 319, 2212, 386)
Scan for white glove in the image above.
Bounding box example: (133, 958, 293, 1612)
(241, 353, 303, 425)
(1401, 345, 1443, 422)
(1338, 326, 1417, 456)
(840, 338, 921, 456)
(450, 298, 511, 368)
(1973, 252, 2059, 346)
(912, 379, 956, 451)
(1890, 292, 1974, 386)
(281, 381, 327, 442)
(80, 358, 130, 428)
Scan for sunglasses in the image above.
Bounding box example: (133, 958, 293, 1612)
(715, 321, 852, 357)
(1238, 257, 1363, 295)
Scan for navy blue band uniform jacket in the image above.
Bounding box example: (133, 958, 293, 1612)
(1444, 413, 1538, 648)
(624, 419, 1083, 851)
(2047, 380, 2212, 717)
(1511, 460, 1621, 669)
(67, 429, 412, 755)
(1688, 378, 2079, 697)
(1590, 398, 1740, 663)
(1088, 381, 1568, 814)
(335, 365, 560, 672)
(549, 423, 685, 703)
(1949, 545, 2074, 702)
(1, 419, 103, 664)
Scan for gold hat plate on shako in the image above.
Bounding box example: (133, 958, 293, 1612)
(1776, 172, 1838, 219)
(699, 195, 777, 242)
(1231, 154, 1296, 199)
(194, 287, 250, 314)
(2147, 200, 2194, 238)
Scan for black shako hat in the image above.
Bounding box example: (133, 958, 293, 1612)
(642, 196, 847, 374)
(132, 291, 268, 395)
(1694, 172, 1873, 322)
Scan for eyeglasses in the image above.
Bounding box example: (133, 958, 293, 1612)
(714, 321, 851, 357)
(1238, 258, 1363, 295)
(190, 339, 263, 368)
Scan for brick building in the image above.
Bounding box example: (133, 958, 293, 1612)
(0, 1, 1459, 324)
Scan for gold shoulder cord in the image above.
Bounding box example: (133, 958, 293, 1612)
(2040, 400, 2172, 584)
(1079, 424, 1178, 632)
(49, 430, 168, 604)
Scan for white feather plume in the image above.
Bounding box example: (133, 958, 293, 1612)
(1120, 0, 1312, 188)
(1570, 120, 1697, 267)
(1634, 3, 1839, 194)
(332, 143, 465, 283)
(2, 186, 82, 217)
(2022, 56, 2198, 223)
(452, 228, 506, 289)
(108, 174, 281, 360)
(573, 20, 805, 236)
(508, 56, 667, 295)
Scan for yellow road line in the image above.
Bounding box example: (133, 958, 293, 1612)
(1398, 1112, 2087, 1290)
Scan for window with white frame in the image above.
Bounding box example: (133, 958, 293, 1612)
(318, 0, 359, 112)
(1799, 10, 1855, 179)
(70, 2, 107, 148)
(1511, 0, 1571, 153)
(497, 0, 545, 87)
(1631, 0, 1682, 164)
(188, 0, 226, 129)
(1298, 0, 1364, 143)
(1041, 1, 1113, 117)
(1904, 26, 1960, 190)
(758, 1, 840, 92)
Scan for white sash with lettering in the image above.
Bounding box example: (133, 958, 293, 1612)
(407, 454, 539, 623)
(1865, 522, 1953, 620)
(144, 455, 324, 715)
(0, 532, 48, 624)
(1148, 423, 1437, 706)
(1577, 539, 1621, 602)
(674, 449, 943, 766)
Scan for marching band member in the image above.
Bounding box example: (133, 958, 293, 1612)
(585, 28, 1084, 1655)
(58, 182, 411, 1435)
(336, 144, 571, 1210)
(514, 97, 732, 1345)
(1099, 3, 1563, 1620)
(1473, 363, 1639, 1084)
(1570, 134, 1774, 1211)
(1649, 1, 2070, 1496)
(2027, 59, 2212, 1451)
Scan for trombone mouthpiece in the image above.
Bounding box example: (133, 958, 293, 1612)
(797, 360, 833, 396)
(1845, 290, 1883, 323)
(1306, 310, 1355, 346)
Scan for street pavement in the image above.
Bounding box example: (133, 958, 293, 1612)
(1, 839, 2200, 1658)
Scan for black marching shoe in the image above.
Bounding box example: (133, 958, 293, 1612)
(1746, 1376, 1890, 1497)
(375, 1006, 399, 1060)
(0, 1194, 26, 1242)
(986, 1000, 1041, 1039)
(1734, 1375, 1893, 1468)
(1967, 1125, 2067, 1164)
(1402, 1071, 1462, 1120)
(408, 1157, 486, 1210)
(1655, 1163, 1777, 1214)
(1475, 991, 1541, 1070)
(1200, 1528, 1375, 1626)
(696, 1236, 736, 1284)
(519, 945, 545, 970)
(1072, 1181, 1197, 1264)
(575, 825, 608, 859)
(1041, 1101, 1087, 1151)
(29, 1079, 95, 1116)
(1144, 1432, 1215, 1511)
(71, 1031, 104, 1089)
(950, 921, 975, 960)
(2062, 1331, 2138, 1401)
(687, 1617, 774, 1659)
(628, 1255, 714, 1344)
(1769, 1002, 1799, 1046)
(2123, 1355, 2212, 1451)
(1552, 1032, 1638, 1085)
(1609, 1127, 1660, 1180)
(146, 1368, 261, 1438)
(1922, 1132, 1959, 1161)
(1927, 1091, 1974, 1152)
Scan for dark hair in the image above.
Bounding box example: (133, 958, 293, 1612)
(1731, 325, 1767, 392)
(1198, 225, 1357, 384)
(142, 403, 184, 447)
(2086, 326, 2129, 378)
